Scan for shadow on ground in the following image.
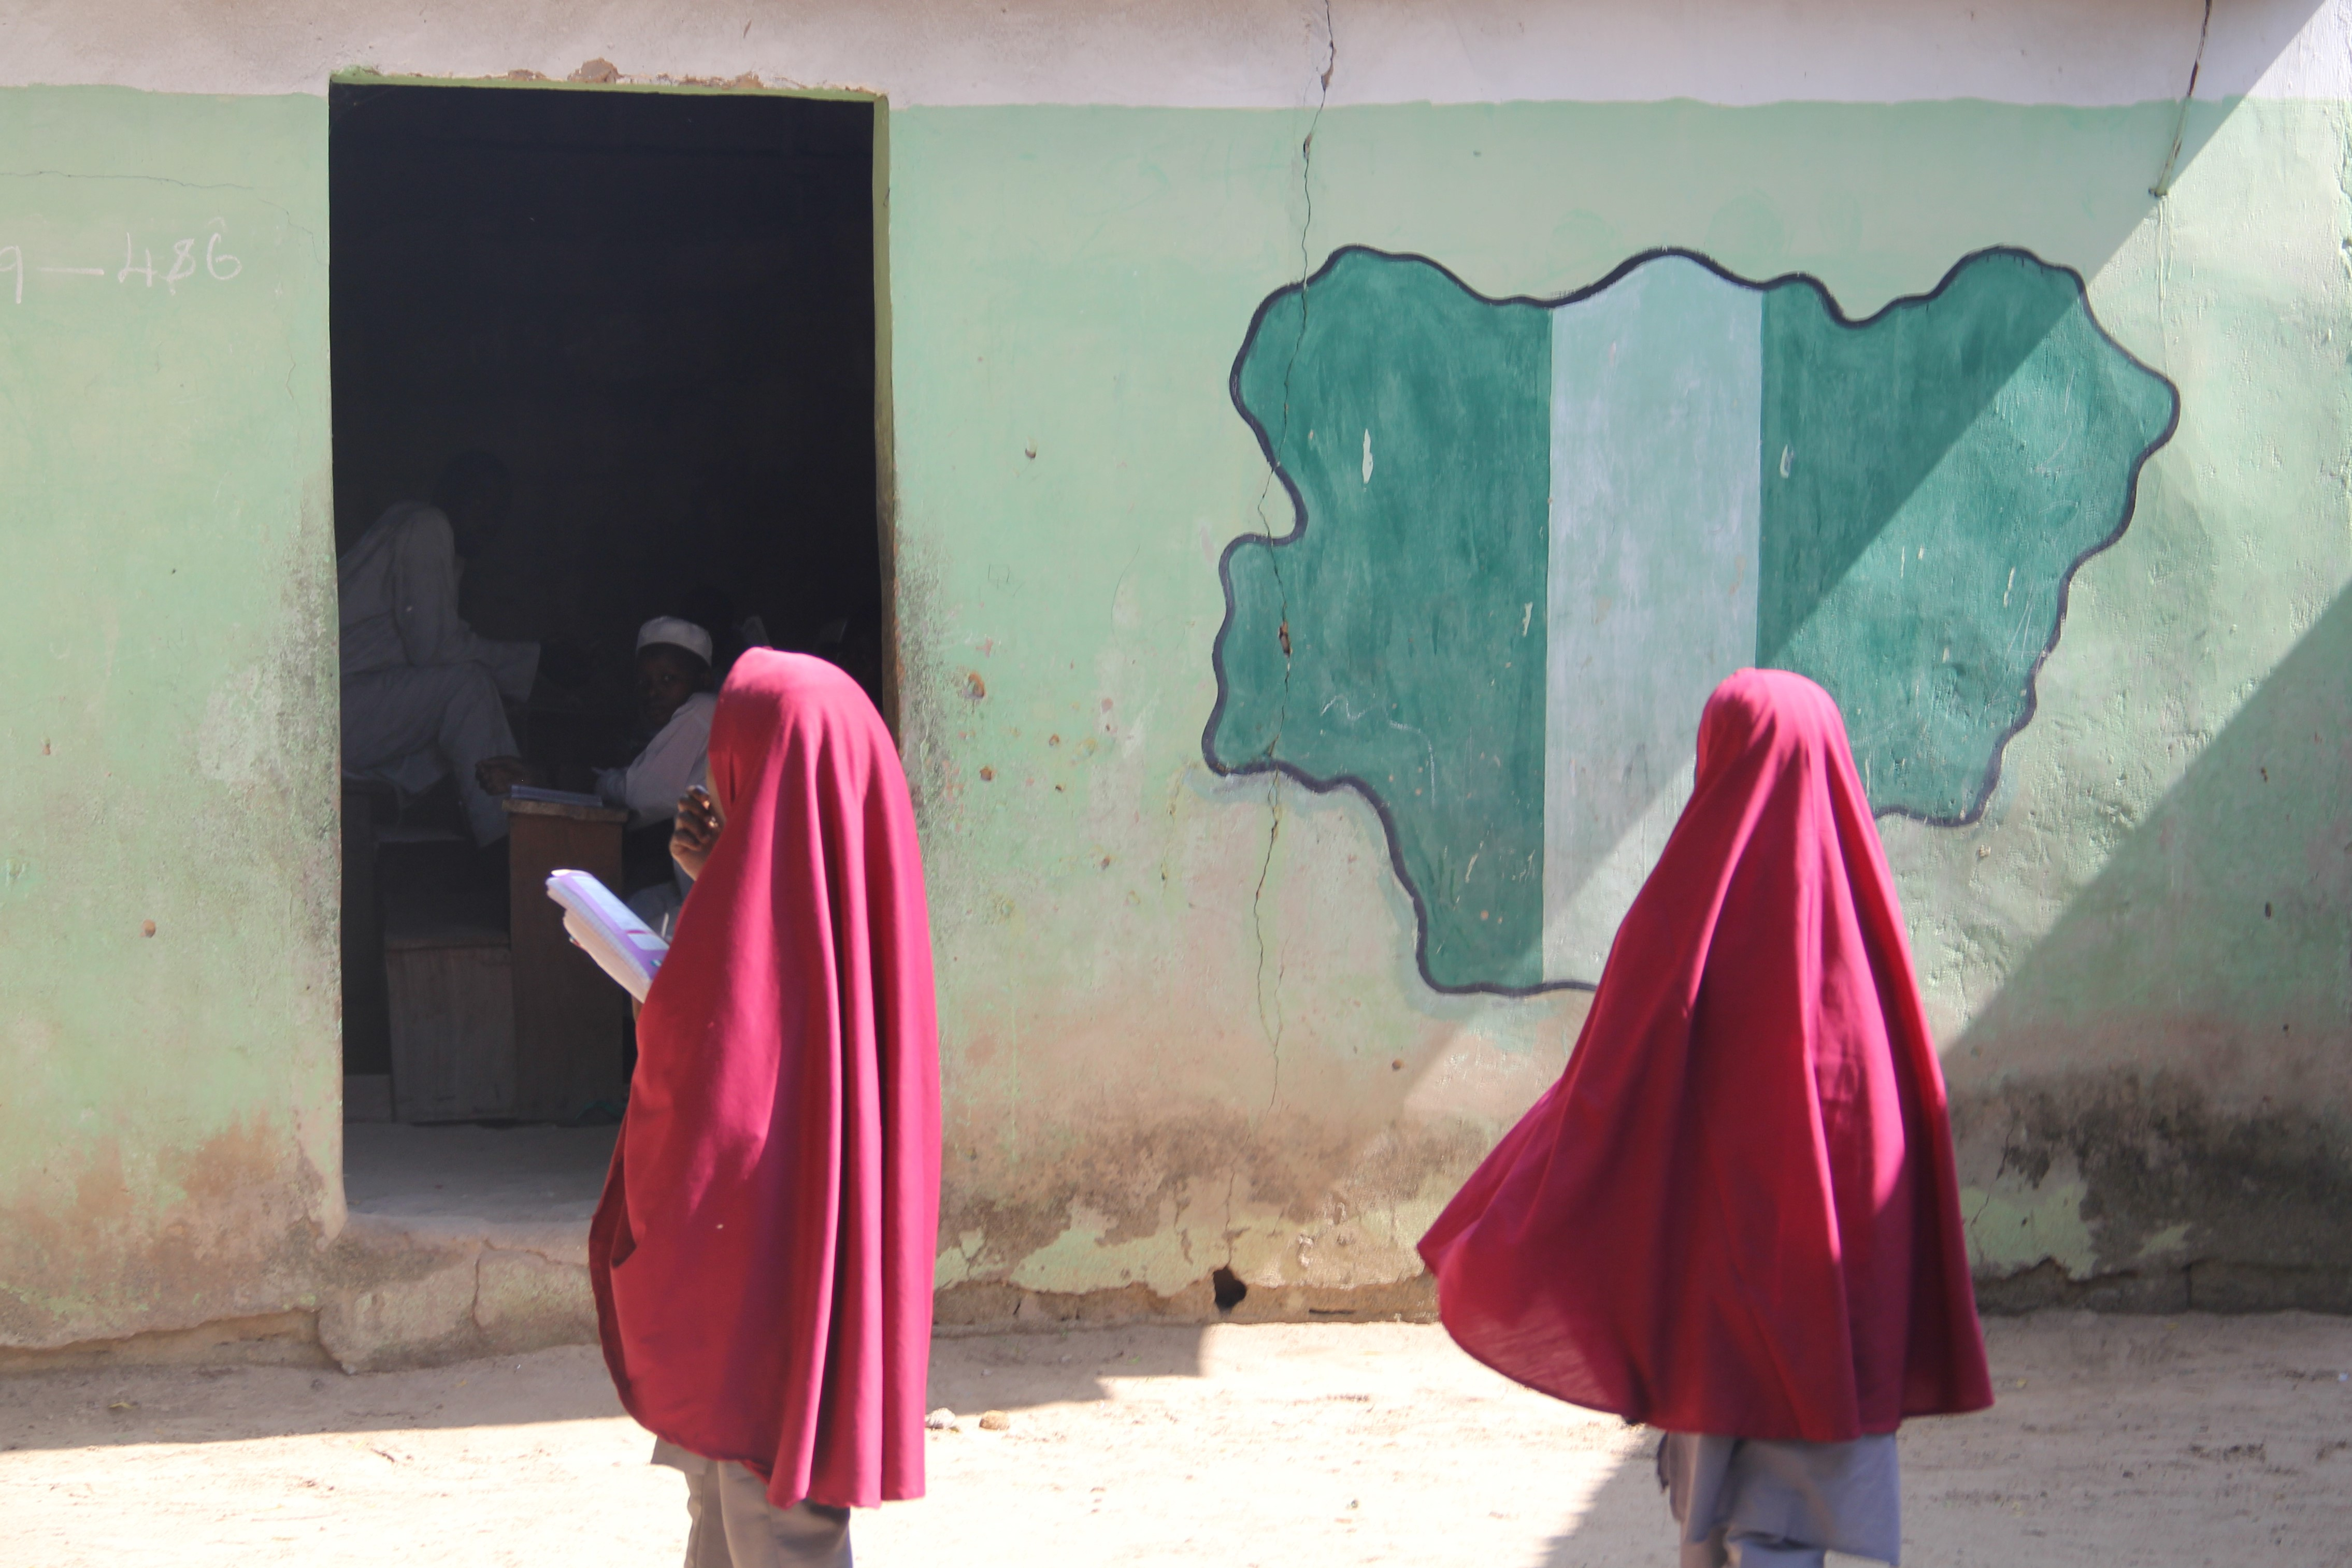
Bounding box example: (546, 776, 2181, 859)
(1536, 1440, 1669, 1564)
(0, 1323, 1212, 1452)
(925, 1321, 1209, 1418)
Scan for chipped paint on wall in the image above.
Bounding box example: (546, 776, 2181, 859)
(1961, 1166, 2099, 1278)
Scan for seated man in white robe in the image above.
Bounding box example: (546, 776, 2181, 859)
(338, 451, 539, 848)
(597, 617, 719, 828)
(599, 617, 718, 938)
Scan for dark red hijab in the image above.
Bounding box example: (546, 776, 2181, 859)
(591, 651, 941, 1508)
(1418, 670, 1991, 1441)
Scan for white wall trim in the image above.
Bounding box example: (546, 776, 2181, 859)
(1, 0, 2344, 108)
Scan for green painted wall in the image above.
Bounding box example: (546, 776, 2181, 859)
(1210, 246, 2174, 992)
(3, 82, 2344, 1343)
(1217, 253, 1555, 993)
(893, 96, 2352, 1313)
(1757, 250, 2177, 823)
(0, 88, 339, 1345)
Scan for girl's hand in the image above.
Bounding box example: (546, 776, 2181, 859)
(671, 785, 724, 881)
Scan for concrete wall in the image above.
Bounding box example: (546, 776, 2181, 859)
(0, 89, 341, 1345)
(5, 0, 2351, 1346)
(894, 87, 2352, 1317)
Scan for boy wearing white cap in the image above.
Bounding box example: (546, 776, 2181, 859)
(598, 617, 719, 831)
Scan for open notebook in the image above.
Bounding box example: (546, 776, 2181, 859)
(546, 869, 669, 1003)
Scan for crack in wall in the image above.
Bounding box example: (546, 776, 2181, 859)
(1219, 1169, 1242, 1273)
(1249, 771, 1287, 1091)
(1244, 0, 1338, 1113)
(2149, 0, 2212, 198)
(463, 1248, 489, 1332)
(1967, 1141, 2012, 1233)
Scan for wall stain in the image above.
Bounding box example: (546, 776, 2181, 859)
(1955, 1069, 2352, 1312)
(936, 1100, 1491, 1307)
(0, 1116, 332, 1348)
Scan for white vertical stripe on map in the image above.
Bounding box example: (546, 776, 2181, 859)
(1541, 256, 1763, 984)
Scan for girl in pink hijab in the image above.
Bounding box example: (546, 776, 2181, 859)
(1422, 670, 1990, 1567)
(591, 651, 942, 1567)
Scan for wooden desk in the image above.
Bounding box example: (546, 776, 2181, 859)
(502, 796, 631, 1121)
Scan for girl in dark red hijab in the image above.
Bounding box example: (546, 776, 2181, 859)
(591, 651, 941, 1567)
(1419, 670, 1991, 1567)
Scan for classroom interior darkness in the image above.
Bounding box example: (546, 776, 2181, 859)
(331, 81, 880, 1114)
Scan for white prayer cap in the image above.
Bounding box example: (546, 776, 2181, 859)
(637, 616, 713, 666)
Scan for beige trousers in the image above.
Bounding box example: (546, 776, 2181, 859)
(653, 1440, 853, 1568)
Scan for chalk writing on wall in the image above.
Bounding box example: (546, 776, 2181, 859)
(1205, 246, 2178, 994)
(0, 233, 242, 305)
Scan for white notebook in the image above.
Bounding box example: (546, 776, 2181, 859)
(507, 784, 610, 809)
(545, 869, 669, 1003)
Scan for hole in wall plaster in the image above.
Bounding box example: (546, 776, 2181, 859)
(1211, 1267, 1249, 1313)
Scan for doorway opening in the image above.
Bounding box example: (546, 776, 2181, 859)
(331, 79, 884, 1175)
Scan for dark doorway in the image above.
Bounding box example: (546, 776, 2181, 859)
(330, 81, 882, 698)
(331, 81, 883, 1123)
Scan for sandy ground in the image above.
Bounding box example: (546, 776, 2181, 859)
(4, 1312, 2347, 1567)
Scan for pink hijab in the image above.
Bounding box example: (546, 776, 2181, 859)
(1419, 670, 1991, 1441)
(590, 651, 941, 1508)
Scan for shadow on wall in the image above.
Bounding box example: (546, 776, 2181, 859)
(1954, 582, 2352, 1312)
(1127, 18, 2341, 1325)
(922, 8, 2342, 1322)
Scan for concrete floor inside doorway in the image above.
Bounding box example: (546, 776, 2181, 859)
(328, 1124, 619, 1372)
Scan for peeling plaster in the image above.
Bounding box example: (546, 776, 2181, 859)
(1963, 1166, 2099, 1277)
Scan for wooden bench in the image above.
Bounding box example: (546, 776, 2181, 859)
(346, 782, 632, 1124)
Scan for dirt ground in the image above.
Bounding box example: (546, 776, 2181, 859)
(3, 1312, 2347, 1567)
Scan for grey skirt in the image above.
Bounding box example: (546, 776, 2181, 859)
(1657, 1430, 1901, 1565)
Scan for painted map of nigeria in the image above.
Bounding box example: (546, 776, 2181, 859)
(1204, 247, 2176, 994)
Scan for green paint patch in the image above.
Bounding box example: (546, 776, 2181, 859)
(1006, 1199, 1202, 1299)
(1212, 249, 1552, 991)
(1210, 247, 2174, 991)
(1760, 249, 2178, 819)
